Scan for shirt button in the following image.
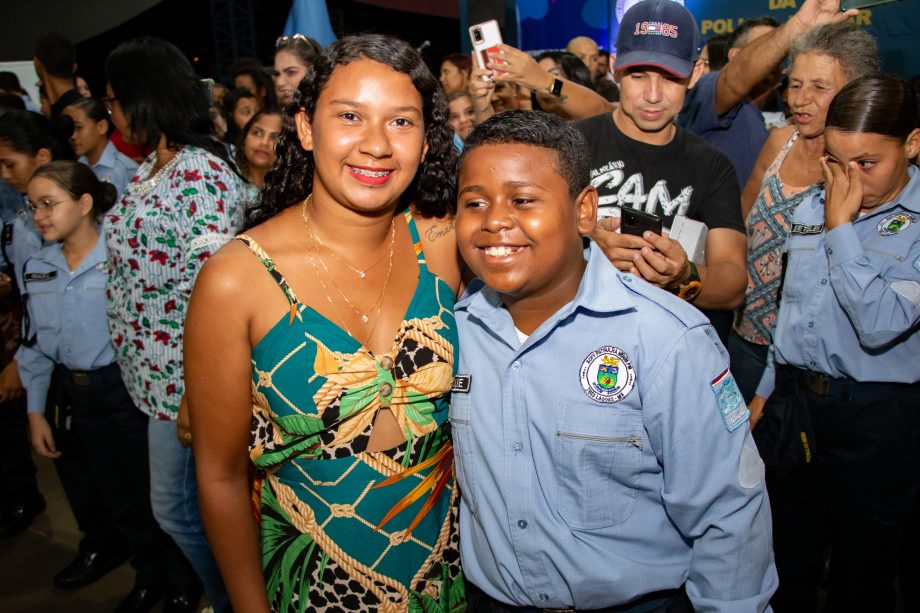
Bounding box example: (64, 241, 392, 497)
(379, 382, 393, 397)
(511, 361, 521, 371)
(66, 286, 73, 291)
(808, 322, 814, 328)
(517, 520, 527, 529)
(512, 442, 523, 454)
(379, 356, 394, 371)
(810, 361, 817, 367)
(539, 593, 550, 602)
(821, 279, 828, 285)
(827, 248, 833, 255)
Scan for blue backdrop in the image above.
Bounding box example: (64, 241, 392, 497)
(516, 0, 920, 78)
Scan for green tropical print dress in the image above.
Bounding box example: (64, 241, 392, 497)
(236, 210, 465, 613)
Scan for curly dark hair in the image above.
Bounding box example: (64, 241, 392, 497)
(248, 34, 458, 229)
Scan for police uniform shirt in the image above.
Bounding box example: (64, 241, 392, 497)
(5, 209, 44, 294)
(453, 241, 777, 611)
(15, 235, 116, 414)
(79, 140, 139, 199)
(757, 165, 920, 398)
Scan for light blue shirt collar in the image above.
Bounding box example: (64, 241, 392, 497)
(34, 232, 107, 276)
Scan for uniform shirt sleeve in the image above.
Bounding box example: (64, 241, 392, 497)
(170, 154, 244, 295)
(15, 335, 54, 414)
(826, 222, 920, 348)
(642, 323, 777, 610)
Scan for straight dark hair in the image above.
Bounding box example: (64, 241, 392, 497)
(105, 37, 236, 171)
(826, 74, 920, 141)
(0, 110, 60, 158)
(32, 160, 117, 216)
(250, 34, 458, 229)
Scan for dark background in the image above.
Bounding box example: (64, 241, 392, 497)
(73, 0, 462, 98)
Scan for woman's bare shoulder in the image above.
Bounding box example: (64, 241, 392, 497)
(411, 209, 462, 294)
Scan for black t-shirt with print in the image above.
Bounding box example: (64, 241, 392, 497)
(573, 112, 744, 342)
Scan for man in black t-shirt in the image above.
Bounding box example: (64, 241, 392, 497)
(574, 0, 746, 342)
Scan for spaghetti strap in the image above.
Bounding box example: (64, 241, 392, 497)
(403, 209, 428, 271)
(235, 235, 300, 320)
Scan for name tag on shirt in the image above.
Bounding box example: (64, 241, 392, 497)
(24, 271, 57, 282)
(790, 223, 824, 235)
(452, 375, 472, 393)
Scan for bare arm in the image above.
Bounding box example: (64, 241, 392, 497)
(490, 44, 610, 120)
(468, 59, 496, 124)
(741, 126, 793, 220)
(412, 212, 464, 297)
(694, 228, 747, 310)
(715, 0, 857, 116)
(185, 249, 270, 613)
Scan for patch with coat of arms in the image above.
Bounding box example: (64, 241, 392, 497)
(579, 346, 636, 404)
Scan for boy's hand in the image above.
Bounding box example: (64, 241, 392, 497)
(28, 412, 60, 458)
(589, 217, 655, 272)
(631, 231, 691, 289)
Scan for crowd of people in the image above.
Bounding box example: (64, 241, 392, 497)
(0, 0, 918, 611)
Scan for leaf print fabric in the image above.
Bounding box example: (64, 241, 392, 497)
(104, 147, 245, 419)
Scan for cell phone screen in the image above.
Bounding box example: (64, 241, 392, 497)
(841, 0, 901, 9)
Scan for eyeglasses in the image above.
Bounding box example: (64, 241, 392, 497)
(276, 33, 309, 48)
(27, 198, 67, 216)
(101, 95, 117, 114)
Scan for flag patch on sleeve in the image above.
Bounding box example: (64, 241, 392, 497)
(711, 369, 749, 432)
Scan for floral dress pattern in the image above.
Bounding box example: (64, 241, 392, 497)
(104, 146, 245, 418)
(237, 210, 465, 613)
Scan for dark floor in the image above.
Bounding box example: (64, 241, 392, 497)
(0, 455, 167, 612)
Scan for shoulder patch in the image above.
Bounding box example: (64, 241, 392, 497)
(711, 369, 748, 432)
(877, 212, 914, 236)
(580, 346, 636, 404)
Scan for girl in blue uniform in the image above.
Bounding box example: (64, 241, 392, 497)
(751, 74, 920, 612)
(17, 161, 171, 605)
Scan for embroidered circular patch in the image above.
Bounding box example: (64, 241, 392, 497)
(579, 346, 636, 404)
(877, 212, 914, 236)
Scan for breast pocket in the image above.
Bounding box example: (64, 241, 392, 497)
(781, 237, 821, 303)
(24, 285, 60, 339)
(555, 402, 644, 529)
(448, 392, 479, 511)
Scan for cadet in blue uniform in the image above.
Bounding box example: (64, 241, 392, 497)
(16, 161, 171, 604)
(453, 111, 777, 612)
(751, 75, 920, 612)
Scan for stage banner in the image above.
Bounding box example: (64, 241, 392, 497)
(517, 0, 919, 78)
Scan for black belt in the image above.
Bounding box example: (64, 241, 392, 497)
(782, 366, 918, 401)
(59, 363, 122, 388)
(466, 582, 687, 613)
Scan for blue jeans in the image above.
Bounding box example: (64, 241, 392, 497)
(148, 418, 229, 611)
(726, 331, 770, 403)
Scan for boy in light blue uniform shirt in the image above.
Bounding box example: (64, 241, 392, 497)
(452, 110, 777, 612)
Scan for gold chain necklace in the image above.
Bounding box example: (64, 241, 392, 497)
(301, 194, 392, 279)
(301, 197, 396, 338)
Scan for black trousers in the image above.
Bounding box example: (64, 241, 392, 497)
(466, 582, 691, 613)
(0, 395, 40, 510)
(758, 368, 920, 613)
(48, 364, 177, 586)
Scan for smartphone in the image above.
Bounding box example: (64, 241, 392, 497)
(621, 207, 663, 237)
(469, 19, 507, 77)
(840, 0, 901, 9)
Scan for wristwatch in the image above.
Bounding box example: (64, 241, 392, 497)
(672, 262, 702, 302)
(547, 78, 563, 97)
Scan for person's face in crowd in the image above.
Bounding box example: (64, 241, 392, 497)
(698, 46, 711, 77)
(568, 38, 599, 73)
(295, 58, 428, 215)
(456, 143, 596, 303)
(233, 97, 260, 130)
(439, 60, 469, 95)
(594, 52, 610, 82)
(824, 128, 920, 210)
(274, 50, 309, 106)
(538, 57, 563, 79)
(244, 113, 283, 172)
(27, 176, 92, 242)
(209, 104, 227, 139)
(211, 83, 228, 106)
(63, 105, 107, 159)
(787, 52, 849, 139)
(448, 95, 475, 142)
(614, 66, 691, 143)
(492, 81, 517, 112)
(75, 76, 91, 97)
(105, 83, 134, 143)
(0, 141, 50, 192)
